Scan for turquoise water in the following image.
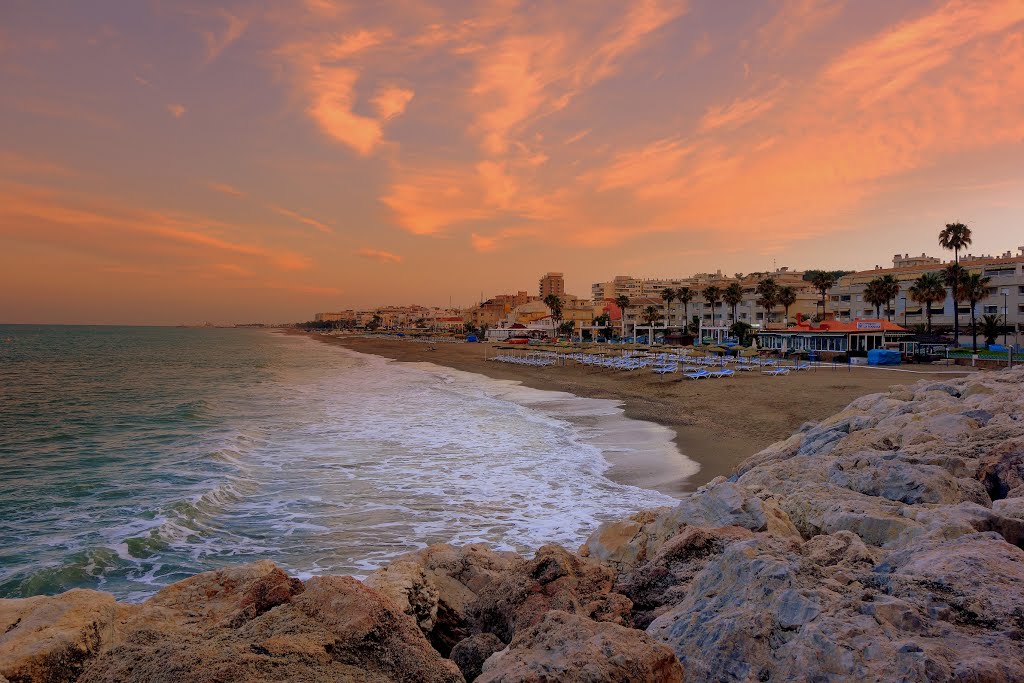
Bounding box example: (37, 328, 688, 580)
(0, 326, 683, 601)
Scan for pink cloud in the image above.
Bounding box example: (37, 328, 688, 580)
(207, 181, 245, 197)
(357, 247, 402, 263)
(269, 204, 333, 234)
(372, 84, 415, 120)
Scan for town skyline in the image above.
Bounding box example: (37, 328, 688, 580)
(2, 1, 1024, 324)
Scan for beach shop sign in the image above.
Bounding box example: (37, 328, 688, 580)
(856, 321, 883, 330)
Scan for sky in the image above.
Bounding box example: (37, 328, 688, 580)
(1, 0, 1023, 324)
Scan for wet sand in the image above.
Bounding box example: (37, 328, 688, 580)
(290, 331, 974, 495)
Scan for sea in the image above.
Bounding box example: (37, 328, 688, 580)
(0, 326, 693, 602)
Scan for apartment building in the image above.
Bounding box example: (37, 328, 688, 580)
(830, 248, 1024, 343)
(465, 291, 539, 329)
(539, 272, 565, 298)
(597, 268, 820, 331)
(314, 310, 357, 323)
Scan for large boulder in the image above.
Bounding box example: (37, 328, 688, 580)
(473, 545, 632, 643)
(450, 633, 505, 682)
(366, 543, 522, 654)
(0, 589, 124, 683)
(646, 530, 1024, 682)
(614, 525, 755, 628)
(477, 611, 683, 683)
(78, 566, 463, 683)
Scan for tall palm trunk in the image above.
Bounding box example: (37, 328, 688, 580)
(953, 248, 960, 345)
(926, 305, 933, 336)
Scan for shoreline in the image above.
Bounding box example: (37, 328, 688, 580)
(289, 332, 699, 498)
(288, 331, 973, 492)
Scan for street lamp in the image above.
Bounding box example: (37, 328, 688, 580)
(901, 296, 907, 328)
(1002, 288, 1009, 346)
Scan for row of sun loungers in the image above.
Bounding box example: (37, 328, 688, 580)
(491, 350, 815, 376)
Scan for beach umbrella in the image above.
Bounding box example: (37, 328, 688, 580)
(788, 349, 809, 357)
(704, 345, 727, 354)
(740, 347, 760, 357)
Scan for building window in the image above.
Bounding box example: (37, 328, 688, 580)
(984, 267, 1016, 277)
(984, 305, 999, 314)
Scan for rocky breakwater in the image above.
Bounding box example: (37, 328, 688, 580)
(3, 366, 1024, 682)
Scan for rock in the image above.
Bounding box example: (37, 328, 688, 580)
(827, 453, 989, 505)
(578, 508, 669, 570)
(648, 531, 1024, 682)
(477, 611, 683, 683)
(366, 543, 522, 654)
(993, 496, 1024, 520)
(450, 633, 505, 682)
(0, 589, 122, 683)
(614, 525, 755, 628)
(976, 437, 1024, 501)
(78, 567, 464, 683)
(473, 545, 631, 643)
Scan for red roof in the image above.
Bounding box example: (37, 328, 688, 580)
(776, 318, 909, 334)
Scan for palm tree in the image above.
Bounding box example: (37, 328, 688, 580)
(778, 286, 797, 324)
(863, 278, 887, 318)
(641, 305, 662, 327)
(959, 272, 991, 352)
(811, 272, 836, 319)
(938, 222, 972, 344)
(723, 283, 744, 325)
(980, 314, 1002, 346)
(879, 274, 900, 321)
(942, 264, 966, 343)
(756, 278, 778, 325)
(660, 287, 676, 329)
(543, 294, 563, 333)
(614, 294, 630, 340)
(908, 273, 945, 335)
(676, 287, 694, 333)
(702, 285, 722, 331)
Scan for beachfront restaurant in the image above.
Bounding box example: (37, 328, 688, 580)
(757, 319, 912, 356)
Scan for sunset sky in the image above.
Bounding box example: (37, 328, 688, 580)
(2, 0, 1023, 324)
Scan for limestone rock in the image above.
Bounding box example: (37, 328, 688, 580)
(473, 545, 631, 643)
(477, 611, 683, 683)
(78, 567, 463, 683)
(450, 633, 505, 682)
(366, 543, 522, 654)
(0, 589, 122, 683)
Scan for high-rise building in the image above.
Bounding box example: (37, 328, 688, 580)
(539, 272, 565, 299)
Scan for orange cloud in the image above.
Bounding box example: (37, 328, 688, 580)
(372, 84, 415, 120)
(0, 182, 311, 272)
(0, 151, 74, 177)
(756, 0, 846, 53)
(200, 9, 248, 63)
(699, 90, 781, 131)
(381, 165, 491, 235)
(269, 205, 333, 234)
(167, 103, 186, 118)
(357, 248, 402, 263)
(207, 181, 245, 197)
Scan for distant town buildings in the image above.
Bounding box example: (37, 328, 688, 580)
(311, 246, 1023, 345)
(831, 248, 1024, 332)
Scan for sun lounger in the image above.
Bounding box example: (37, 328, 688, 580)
(709, 368, 734, 378)
(793, 363, 811, 371)
(683, 369, 712, 379)
(763, 368, 790, 376)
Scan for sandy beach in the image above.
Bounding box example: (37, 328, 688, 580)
(292, 331, 975, 495)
